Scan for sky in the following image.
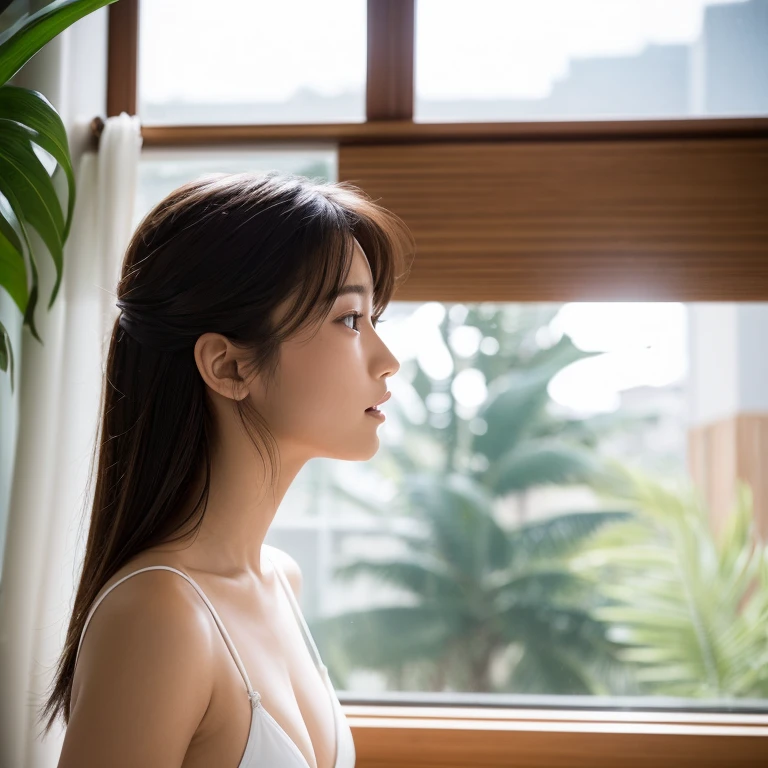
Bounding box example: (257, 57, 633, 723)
(546, 303, 687, 414)
(415, 0, 746, 99)
(139, 0, 745, 104)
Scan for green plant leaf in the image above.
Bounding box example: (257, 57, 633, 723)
(0, 190, 28, 314)
(0, 177, 41, 343)
(0, 113, 67, 287)
(401, 471, 510, 576)
(312, 605, 460, 669)
(334, 555, 462, 604)
(0, 0, 119, 84)
(0, 86, 76, 269)
(485, 440, 603, 495)
(474, 335, 600, 466)
(0, 0, 118, 378)
(584, 470, 768, 698)
(0, 317, 14, 392)
(489, 569, 593, 607)
(510, 646, 593, 695)
(0, 187, 22, 252)
(508, 509, 631, 564)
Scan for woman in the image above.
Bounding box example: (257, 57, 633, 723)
(40, 171, 415, 768)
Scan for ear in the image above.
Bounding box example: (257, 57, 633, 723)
(193, 332, 250, 401)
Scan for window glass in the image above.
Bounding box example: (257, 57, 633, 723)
(134, 148, 336, 230)
(415, 0, 768, 122)
(138, 0, 366, 125)
(272, 300, 768, 708)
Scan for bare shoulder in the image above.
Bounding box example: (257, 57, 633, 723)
(264, 544, 303, 600)
(73, 566, 216, 697)
(61, 569, 215, 768)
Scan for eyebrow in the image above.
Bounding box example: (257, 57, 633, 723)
(334, 283, 373, 298)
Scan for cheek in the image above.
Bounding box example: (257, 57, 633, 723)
(262, 338, 381, 460)
(271, 338, 363, 429)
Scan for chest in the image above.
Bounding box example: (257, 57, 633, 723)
(183, 581, 337, 768)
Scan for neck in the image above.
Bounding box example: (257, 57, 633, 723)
(158, 436, 308, 580)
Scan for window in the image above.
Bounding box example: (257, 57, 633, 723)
(260, 299, 768, 708)
(116, 0, 768, 757)
(415, 0, 768, 122)
(138, 0, 367, 125)
(134, 147, 336, 228)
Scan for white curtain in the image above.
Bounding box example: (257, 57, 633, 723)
(0, 112, 142, 768)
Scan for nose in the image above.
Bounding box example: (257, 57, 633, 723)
(383, 348, 400, 378)
(373, 323, 400, 377)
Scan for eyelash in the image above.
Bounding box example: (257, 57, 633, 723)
(340, 311, 386, 332)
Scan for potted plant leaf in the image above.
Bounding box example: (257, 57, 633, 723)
(0, 0, 118, 392)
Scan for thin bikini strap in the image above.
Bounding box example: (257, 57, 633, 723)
(265, 552, 342, 767)
(265, 553, 327, 675)
(74, 565, 260, 705)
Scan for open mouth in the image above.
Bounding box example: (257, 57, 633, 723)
(366, 392, 391, 412)
(365, 405, 385, 419)
(365, 391, 390, 419)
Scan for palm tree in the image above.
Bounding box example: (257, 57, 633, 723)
(574, 465, 768, 699)
(311, 303, 648, 694)
(375, 303, 659, 505)
(315, 471, 632, 694)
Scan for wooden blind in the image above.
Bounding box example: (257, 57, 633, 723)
(339, 137, 768, 302)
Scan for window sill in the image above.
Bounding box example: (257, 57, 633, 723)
(342, 704, 768, 767)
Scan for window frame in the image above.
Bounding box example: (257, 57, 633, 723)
(96, 1, 768, 763)
(344, 704, 768, 767)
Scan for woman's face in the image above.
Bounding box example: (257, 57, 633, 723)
(257, 240, 401, 462)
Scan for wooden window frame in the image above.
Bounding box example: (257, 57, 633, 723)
(92, 1, 768, 764)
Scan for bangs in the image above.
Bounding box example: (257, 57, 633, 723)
(269, 180, 415, 343)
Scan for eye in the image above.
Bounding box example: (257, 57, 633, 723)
(340, 311, 363, 332)
(340, 312, 386, 332)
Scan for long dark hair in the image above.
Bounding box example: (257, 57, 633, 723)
(38, 170, 415, 734)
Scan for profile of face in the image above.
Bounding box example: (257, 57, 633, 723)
(248, 239, 401, 464)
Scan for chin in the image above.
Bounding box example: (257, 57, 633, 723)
(326, 436, 381, 463)
(359, 440, 381, 461)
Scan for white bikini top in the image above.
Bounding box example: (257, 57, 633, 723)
(73, 553, 356, 768)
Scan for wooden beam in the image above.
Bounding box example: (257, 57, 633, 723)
(90, 117, 768, 149)
(106, 0, 139, 117)
(366, 0, 415, 121)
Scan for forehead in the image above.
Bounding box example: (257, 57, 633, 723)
(348, 237, 372, 280)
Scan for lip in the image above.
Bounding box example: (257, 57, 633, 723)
(367, 391, 391, 410)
